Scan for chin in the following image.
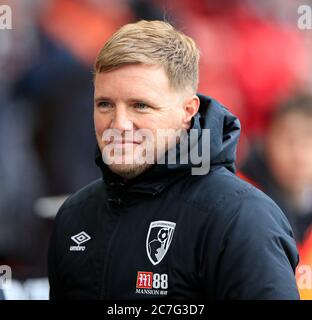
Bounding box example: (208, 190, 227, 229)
(108, 163, 152, 179)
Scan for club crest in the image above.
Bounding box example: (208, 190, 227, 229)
(146, 220, 176, 265)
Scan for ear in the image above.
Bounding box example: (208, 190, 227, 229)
(182, 95, 200, 129)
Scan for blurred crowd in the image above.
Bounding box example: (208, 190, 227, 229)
(1, 0, 312, 299)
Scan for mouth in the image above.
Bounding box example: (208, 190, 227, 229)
(107, 141, 141, 145)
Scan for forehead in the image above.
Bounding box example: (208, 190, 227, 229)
(277, 112, 312, 126)
(271, 112, 312, 138)
(94, 64, 173, 99)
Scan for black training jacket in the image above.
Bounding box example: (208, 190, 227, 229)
(48, 94, 300, 300)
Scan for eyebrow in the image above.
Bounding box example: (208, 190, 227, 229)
(94, 96, 156, 106)
(94, 96, 112, 103)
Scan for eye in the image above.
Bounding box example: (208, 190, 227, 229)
(97, 101, 113, 111)
(134, 102, 149, 110)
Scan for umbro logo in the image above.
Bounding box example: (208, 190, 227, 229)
(70, 231, 91, 251)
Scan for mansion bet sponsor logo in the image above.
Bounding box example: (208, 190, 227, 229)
(136, 271, 168, 296)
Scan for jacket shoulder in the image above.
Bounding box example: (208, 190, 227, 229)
(176, 167, 295, 236)
(188, 170, 299, 299)
(178, 167, 273, 214)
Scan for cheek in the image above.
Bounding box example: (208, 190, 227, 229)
(168, 108, 184, 126)
(94, 112, 110, 136)
(151, 110, 184, 130)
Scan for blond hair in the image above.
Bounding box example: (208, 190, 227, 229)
(94, 20, 200, 93)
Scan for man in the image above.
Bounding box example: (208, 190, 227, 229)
(241, 94, 312, 299)
(48, 20, 299, 299)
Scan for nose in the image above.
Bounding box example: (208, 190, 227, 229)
(110, 104, 133, 131)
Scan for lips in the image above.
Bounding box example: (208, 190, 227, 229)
(108, 140, 140, 145)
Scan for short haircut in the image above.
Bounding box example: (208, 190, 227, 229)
(94, 20, 200, 93)
(271, 93, 312, 124)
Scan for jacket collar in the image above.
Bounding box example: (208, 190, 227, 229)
(95, 146, 190, 196)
